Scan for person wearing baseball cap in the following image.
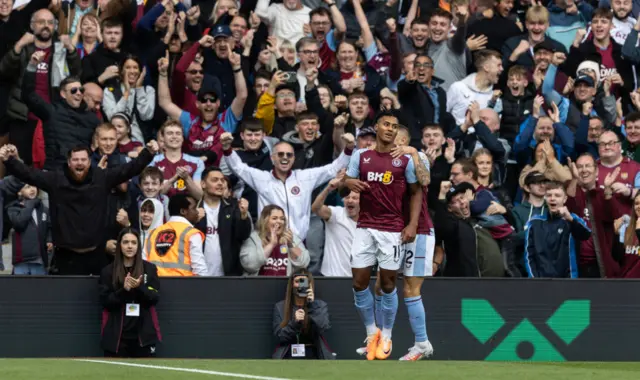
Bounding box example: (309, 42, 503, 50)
(356, 126, 376, 149)
(434, 181, 505, 277)
(512, 171, 549, 272)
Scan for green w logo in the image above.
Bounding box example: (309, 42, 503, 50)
(462, 299, 591, 361)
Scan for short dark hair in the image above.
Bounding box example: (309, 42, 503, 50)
(66, 145, 91, 159)
(576, 152, 597, 166)
(202, 166, 223, 181)
(140, 167, 164, 183)
(374, 110, 400, 125)
(309, 7, 331, 19)
(427, 9, 452, 22)
(411, 17, 430, 26)
(168, 194, 194, 217)
(254, 69, 272, 83)
(453, 158, 478, 180)
(592, 7, 613, 21)
(101, 17, 123, 30)
(626, 111, 640, 124)
(414, 53, 433, 63)
(60, 76, 81, 90)
(240, 117, 265, 132)
(296, 111, 318, 124)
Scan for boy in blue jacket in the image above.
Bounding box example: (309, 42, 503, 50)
(524, 181, 591, 278)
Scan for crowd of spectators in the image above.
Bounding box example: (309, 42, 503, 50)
(0, 0, 638, 279)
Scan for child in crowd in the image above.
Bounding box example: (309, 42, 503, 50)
(501, 65, 535, 144)
(126, 167, 170, 230)
(7, 184, 51, 275)
(112, 113, 144, 159)
(138, 198, 165, 258)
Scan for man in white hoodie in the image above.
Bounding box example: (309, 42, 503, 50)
(446, 49, 504, 126)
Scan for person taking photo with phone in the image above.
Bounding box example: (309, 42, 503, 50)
(272, 269, 333, 359)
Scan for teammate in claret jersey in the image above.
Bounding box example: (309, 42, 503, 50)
(345, 111, 422, 361)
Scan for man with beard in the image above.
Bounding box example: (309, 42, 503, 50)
(255, 0, 310, 44)
(193, 166, 252, 276)
(622, 112, 640, 162)
(81, 17, 128, 89)
(311, 170, 359, 277)
(601, 0, 638, 42)
(158, 46, 247, 167)
(446, 49, 504, 126)
(564, 8, 637, 102)
(566, 153, 623, 278)
(21, 52, 99, 171)
(397, 18, 429, 56)
(172, 35, 222, 117)
(308, 3, 346, 71)
(202, 24, 248, 110)
(220, 118, 277, 221)
(0, 0, 51, 130)
(502, 6, 567, 70)
(422, 7, 469, 90)
(0, 140, 159, 275)
(399, 54, 457, 147)
(221, 130, 354, 266)
(0, 9, 81, 166)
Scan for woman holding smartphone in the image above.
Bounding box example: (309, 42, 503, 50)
(272, 269, 333, 359)
(99, 228, 162, 357)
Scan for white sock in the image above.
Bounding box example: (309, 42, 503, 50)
(366, 324, 378, 336)
(381, 328, 392, 339)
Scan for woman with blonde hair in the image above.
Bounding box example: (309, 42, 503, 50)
(209, 0, 238, 25)
(272, 269, 333, 359)
(240, 204, 309, 276)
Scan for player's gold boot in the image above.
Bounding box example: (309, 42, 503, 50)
(365, 329, 381, 361)
(375, 336, 393, 360)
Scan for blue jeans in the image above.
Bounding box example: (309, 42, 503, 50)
(13, 263, 47, 275)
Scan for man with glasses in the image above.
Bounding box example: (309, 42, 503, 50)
(596, 131, 640, 212)
(220, 130, 354, 255)
(399, 54, 457, 147)
(172, 34, 223, 117)
(0, 8, 81, 167)
(622, 112, 640, 162)
(157, 42, 247, 167)
(21, 50, 98, 170)
(308, 4, 346, 71)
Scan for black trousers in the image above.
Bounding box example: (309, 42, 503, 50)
(51, 246, 108, 276)
(579, 262, 602, 278)
(104, 338, 156, 358)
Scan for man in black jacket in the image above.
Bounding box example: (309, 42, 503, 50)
(81, 17, 129, 89)
(398, 54, 457, 147)
(22, 54, 101, 171)
(0, 140, 159, 276)
(194, 166, 252, 276)
(434, 181, 505, 277)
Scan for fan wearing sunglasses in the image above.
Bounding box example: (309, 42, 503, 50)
(220, 130, 355, 252)
(158, 47, 248, 167)
(21, 51, 101, 170)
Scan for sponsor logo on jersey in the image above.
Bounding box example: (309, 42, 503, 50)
(363, 157, 371, 164)
(367, 171, 394, 185)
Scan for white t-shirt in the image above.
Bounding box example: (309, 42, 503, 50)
(321, 206, 356, 277)
(204, 202, 224, 276)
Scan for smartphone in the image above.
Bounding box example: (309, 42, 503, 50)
(283, 71, 298, 84)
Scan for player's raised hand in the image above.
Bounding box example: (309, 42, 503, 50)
(345, 178, 370, 193)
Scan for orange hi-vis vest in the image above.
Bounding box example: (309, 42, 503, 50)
(145, 221, 204, 277)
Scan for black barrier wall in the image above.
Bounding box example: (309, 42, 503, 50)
(1, 277, 640, 360)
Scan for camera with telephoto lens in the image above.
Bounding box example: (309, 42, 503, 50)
(296, 276, 309, 298)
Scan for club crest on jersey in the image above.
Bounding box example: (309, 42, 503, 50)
(291, 186, 301, 195)
(621, 172, 628, 180)
(367, 171, 394, 185)
(392, 158, 403, 167)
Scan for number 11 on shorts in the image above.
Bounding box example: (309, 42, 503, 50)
(393, 245, 403, 263)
